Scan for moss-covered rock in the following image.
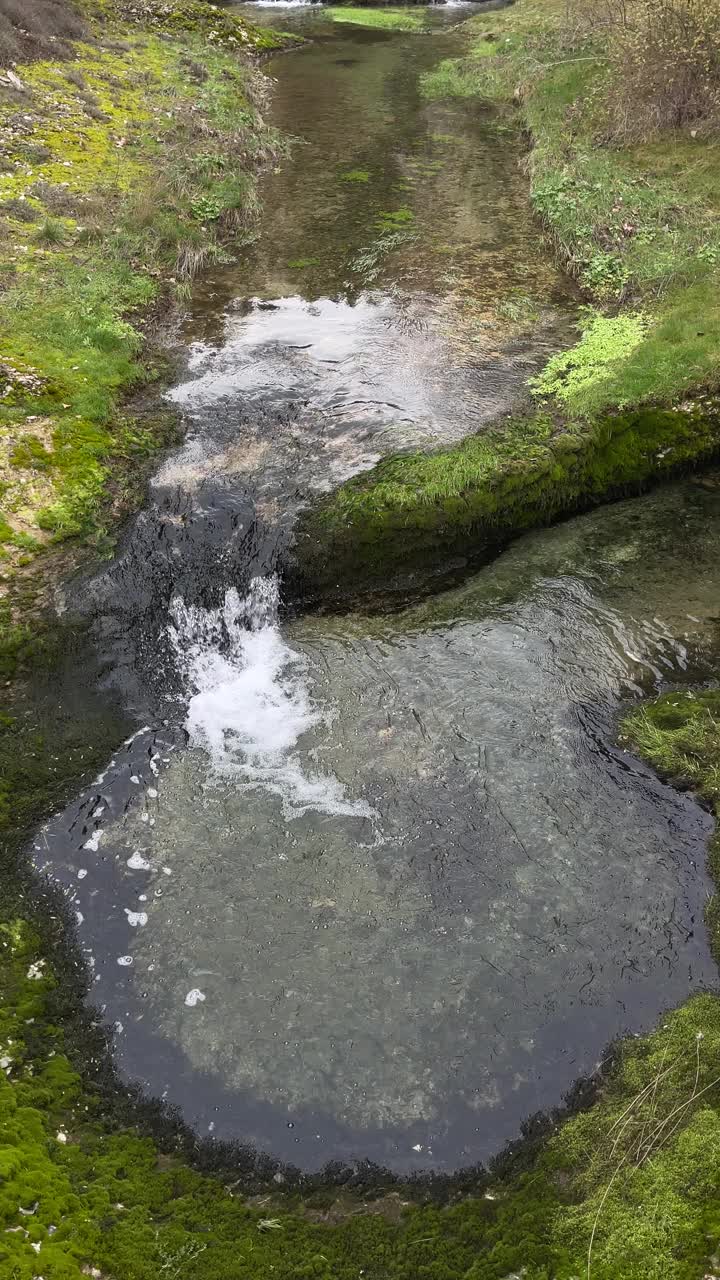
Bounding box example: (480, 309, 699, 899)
(291, 403, 720, 603)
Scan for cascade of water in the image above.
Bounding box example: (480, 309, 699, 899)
(167, 576, 376, 820)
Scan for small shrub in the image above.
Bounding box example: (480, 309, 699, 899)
(191, 193, 223, 222)
(583, 0, 720, 140)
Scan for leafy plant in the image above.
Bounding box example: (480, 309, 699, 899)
(191, 193, 224, 222)
(530, 310, 648, 409)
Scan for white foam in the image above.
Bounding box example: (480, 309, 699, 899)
(127, 852, 151, 871)
(125, 909, 148, 928)
(167, 577, 375, 821)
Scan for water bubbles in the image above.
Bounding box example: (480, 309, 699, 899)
(166, 577, 376, 821)
(184, 988, 206, 1007)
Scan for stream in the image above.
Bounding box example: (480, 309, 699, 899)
(31, 4, 720, 1174)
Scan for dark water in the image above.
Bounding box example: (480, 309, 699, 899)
(30, 9, 720, 1174)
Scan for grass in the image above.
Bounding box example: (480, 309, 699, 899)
(326, 7, 427, 32)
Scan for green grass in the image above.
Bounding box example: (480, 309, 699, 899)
(326, 7, 426, 31)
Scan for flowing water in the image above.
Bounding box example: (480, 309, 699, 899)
(30, 6, 720, 1173)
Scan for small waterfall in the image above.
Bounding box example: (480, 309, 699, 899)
(167, 576, 375, 820)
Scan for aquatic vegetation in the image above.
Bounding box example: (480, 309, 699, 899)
(350, 227, 419, 282)
(340, 168, 371, 183)
(621, 688, 720, 960)
(375, 206, 415, 230)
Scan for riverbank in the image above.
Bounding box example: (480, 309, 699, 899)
(291, 0, 720, 601)
(0, 0, 289, 631)
(621, 687, 720, 965)
(5, 889, 720, 1278)
(0, 0, 295, 857)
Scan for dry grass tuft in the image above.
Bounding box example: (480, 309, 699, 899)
(0, 0, 88, 66)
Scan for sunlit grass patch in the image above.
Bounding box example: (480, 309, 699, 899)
(326, 7, 426, 31)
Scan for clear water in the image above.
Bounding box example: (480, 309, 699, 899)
(32, 11, 720, 1173)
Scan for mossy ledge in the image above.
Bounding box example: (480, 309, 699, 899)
(290, 401, 720, 604)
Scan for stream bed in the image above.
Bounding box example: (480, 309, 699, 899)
(31, 5, 720, 1174)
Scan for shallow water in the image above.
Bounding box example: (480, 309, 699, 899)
(31, 11, 720, 1173)
(165, 3, 573, 522)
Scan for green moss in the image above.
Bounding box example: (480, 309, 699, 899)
(340, 168, 371, 183)
(531, 310, 650, 415)
(293, 403, 720, 598)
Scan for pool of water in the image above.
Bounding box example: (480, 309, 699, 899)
(30, 9, 720, 1174)
(39, 479, 720, 1171)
